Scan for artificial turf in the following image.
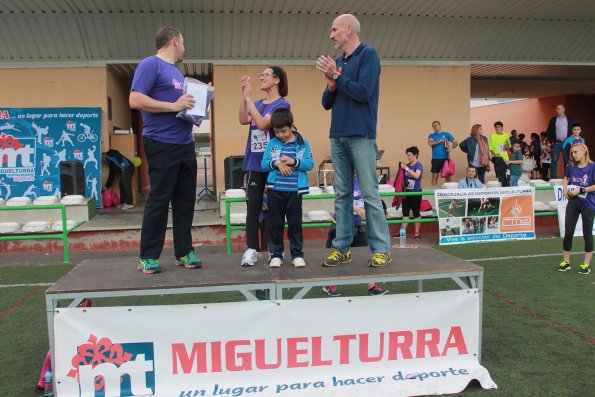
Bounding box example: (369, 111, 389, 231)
(0, 238, 593, 396)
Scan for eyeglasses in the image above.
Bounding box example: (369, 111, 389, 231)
(260, 73, 277, 79)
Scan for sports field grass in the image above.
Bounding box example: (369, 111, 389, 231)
(1, 238, 593, 396)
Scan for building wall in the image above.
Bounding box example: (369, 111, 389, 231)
(213, 65, 471, 192)
(0, 67, 109, 150)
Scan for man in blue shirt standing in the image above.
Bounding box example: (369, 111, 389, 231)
(316, 14, 392, 268)
(546, 104, 573, 179)
(428, 121, 458, 186)
(129, 26, 202, 274)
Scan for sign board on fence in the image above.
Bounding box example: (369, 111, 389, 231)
(435, 187, 535, 245)
(0, 108, 102, 205)
(554, 186, 595, 237)
(54, 290, 497, 397)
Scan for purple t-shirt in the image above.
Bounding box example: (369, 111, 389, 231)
(131, 56, 193, 144)
(565, 162, 595, 210)
(243, 97, 290, 172)
(405, 161, 423, 191)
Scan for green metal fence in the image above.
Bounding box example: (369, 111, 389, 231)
(224, 185, 558, 253)
(0, 204, 84, 263)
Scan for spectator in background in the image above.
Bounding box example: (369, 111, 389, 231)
(540, 132, 552, 181)
(322, 175, 389, 297)
(509, 130, 519, 146)
(530, 133, 542, 179)
(562, 123, 585, 166)
(517, 133, 528, 154)
(102, 149, 134, 209)
(428, 121, 458, 185)
(458, 166, 484, 189)
(459, 124, 490, 183)
(546, 104, 573, 178)
(489, 121, 511, 186)
(400, 146, 423, 240)
(507, 142, 524, 187)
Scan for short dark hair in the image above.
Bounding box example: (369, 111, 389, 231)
(573, 123, 581, 129)
(406, 146, 419, 157)
(494, 121, 503, 128)
(270, 108, 293, 129)
(155, 26, 181, 50)
(531, 132, 540, 140)
(512, 141, 521, 147)
(269, 66, 289, 97)
(467, 165, 477, 171)
(432, 121, 441, 126)
(518, 133, 525, 140)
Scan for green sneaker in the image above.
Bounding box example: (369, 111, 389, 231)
(138, 259, 161, 274)
(578, 264, 591, 275)
(322, 248, 352, 267)
(176, 250, 202, 269)
(557, 261, 571, 272)
(368, 252, 392, 267)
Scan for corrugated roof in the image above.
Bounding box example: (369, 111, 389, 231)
(0, 0, 594, 64)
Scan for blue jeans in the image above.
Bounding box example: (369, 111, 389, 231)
(550, 142, 563, 178)
(331, 137, 391, 253)
(509, 174, 520, 187)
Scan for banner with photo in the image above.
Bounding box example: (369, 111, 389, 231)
(553, 186, 595, 237)
(435, 187, 535, 245)
(0, 107, 102, 205)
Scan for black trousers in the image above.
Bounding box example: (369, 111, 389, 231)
(245, 171, 268, 251)
(140, 138, 197, 259)
(563, 198, 595, 252)
(119, 167, 133, 205)
(491, 156, 509, 187)
(267, 190, 303, 259)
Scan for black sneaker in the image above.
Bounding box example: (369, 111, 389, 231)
(322, 248, 352, 267)
(578, 264, 591, 275)
(322, 285, 341, 297)
(557, 261, 570, 272)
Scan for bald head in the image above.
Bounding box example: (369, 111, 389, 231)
(334, 14, 361, 34)
(330, 14, 362, 53)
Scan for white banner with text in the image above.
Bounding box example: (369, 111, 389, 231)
(54, 291, 497, 397)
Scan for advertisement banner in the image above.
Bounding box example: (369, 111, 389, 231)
(0, 108, 102, 205)
(435, 187, 535, 245)
(54, 291, 497, 397)
(554, 186, 595, 237)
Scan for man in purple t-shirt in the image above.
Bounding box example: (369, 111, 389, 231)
(130, 26, 202, 274)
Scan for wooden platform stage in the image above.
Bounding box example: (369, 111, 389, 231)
(45, 246, 485, 370)
(46, 246, 482, 302)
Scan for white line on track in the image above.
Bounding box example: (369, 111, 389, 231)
(0, 283, 53, 288)
(467, 252, 583, 262)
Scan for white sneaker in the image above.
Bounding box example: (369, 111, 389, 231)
(292, 257, 306, 268)
(269, 257, 282, 268)
(241, 248, 258, 267)
(121, 204, 134, 210)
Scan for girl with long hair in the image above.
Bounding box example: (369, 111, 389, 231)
(558, 143, 594, 275)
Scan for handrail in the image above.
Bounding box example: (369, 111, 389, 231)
(0, 203, 83, 263)
(225, 185, 558, 253)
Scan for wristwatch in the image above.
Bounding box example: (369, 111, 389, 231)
(332, 72, 340, 80)
(580, 187, 586, 195)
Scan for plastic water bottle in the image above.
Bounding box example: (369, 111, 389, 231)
(44, 368, 54, 397)
(399, 224, 406, 246)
